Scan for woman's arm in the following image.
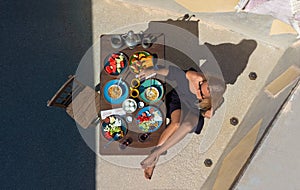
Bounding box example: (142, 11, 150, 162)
(138, 67, 169, 78)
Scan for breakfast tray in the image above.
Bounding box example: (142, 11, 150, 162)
(99, 33, 166, 155)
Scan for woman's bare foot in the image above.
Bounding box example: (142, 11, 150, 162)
(144, 165, 155, 180)
(140, 153, 159, 169)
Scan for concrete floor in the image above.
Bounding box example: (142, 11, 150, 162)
(234, 83, 300, 190)
(90, 0, 300, 189)
(2, 0, 299, 189)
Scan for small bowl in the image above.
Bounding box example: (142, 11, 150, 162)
(111, 35, 124, 49)
(104, 52, 128, 76)
(122, 98, 137, 113)
(101, 115, 128, 141)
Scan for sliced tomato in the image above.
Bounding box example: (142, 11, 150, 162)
(104, 131, 112, 139)
(111, 64, 117, 73)
(104, 117, 110, 123)
(112, 54, 118, 58)
(109, 57, 114, 63)
(105, 65, 113, 74)
(109, 58, 116, 65)
(120, 61, 124, 68)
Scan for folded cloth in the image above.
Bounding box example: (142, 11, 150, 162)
(100, 108, 126, 119)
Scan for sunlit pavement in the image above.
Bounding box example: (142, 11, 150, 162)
(91, 0, 300, 189)
(234, 82, 300, 190)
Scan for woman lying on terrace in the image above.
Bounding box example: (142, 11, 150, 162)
(138, 65, 226, 180)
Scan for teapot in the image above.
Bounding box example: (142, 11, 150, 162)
(122, 30, 143, 49)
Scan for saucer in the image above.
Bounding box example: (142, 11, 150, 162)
(139, 79, 164, 104)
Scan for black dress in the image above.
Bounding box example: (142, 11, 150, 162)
(165, 66, 204, 134)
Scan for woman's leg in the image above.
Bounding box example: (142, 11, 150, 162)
(144, 109, 181, 179)
(141, 112, 198, 169)
(157, 109, 181, 146)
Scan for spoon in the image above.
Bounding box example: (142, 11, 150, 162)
(113, 77, 122, 95)
(104, 138, 115, 149)
(117, 77, 122, 86)
(104, 133, 123, 149)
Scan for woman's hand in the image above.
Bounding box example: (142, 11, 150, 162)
(202, 109, 213, 119)
(186, 70, 206, 83)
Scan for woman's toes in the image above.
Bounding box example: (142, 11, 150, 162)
(144, 166, 155, 180)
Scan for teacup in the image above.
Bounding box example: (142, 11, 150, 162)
(142, 35, 156, 49)
(111, 35, 124, 49)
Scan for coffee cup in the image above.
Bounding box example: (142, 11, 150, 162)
(130, 88, 139, 98)
(131, 78, 140, 88)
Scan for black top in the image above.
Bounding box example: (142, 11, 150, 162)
(165, 66, 204, 134)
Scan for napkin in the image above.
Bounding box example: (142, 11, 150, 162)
(100, 108, 126, 119)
